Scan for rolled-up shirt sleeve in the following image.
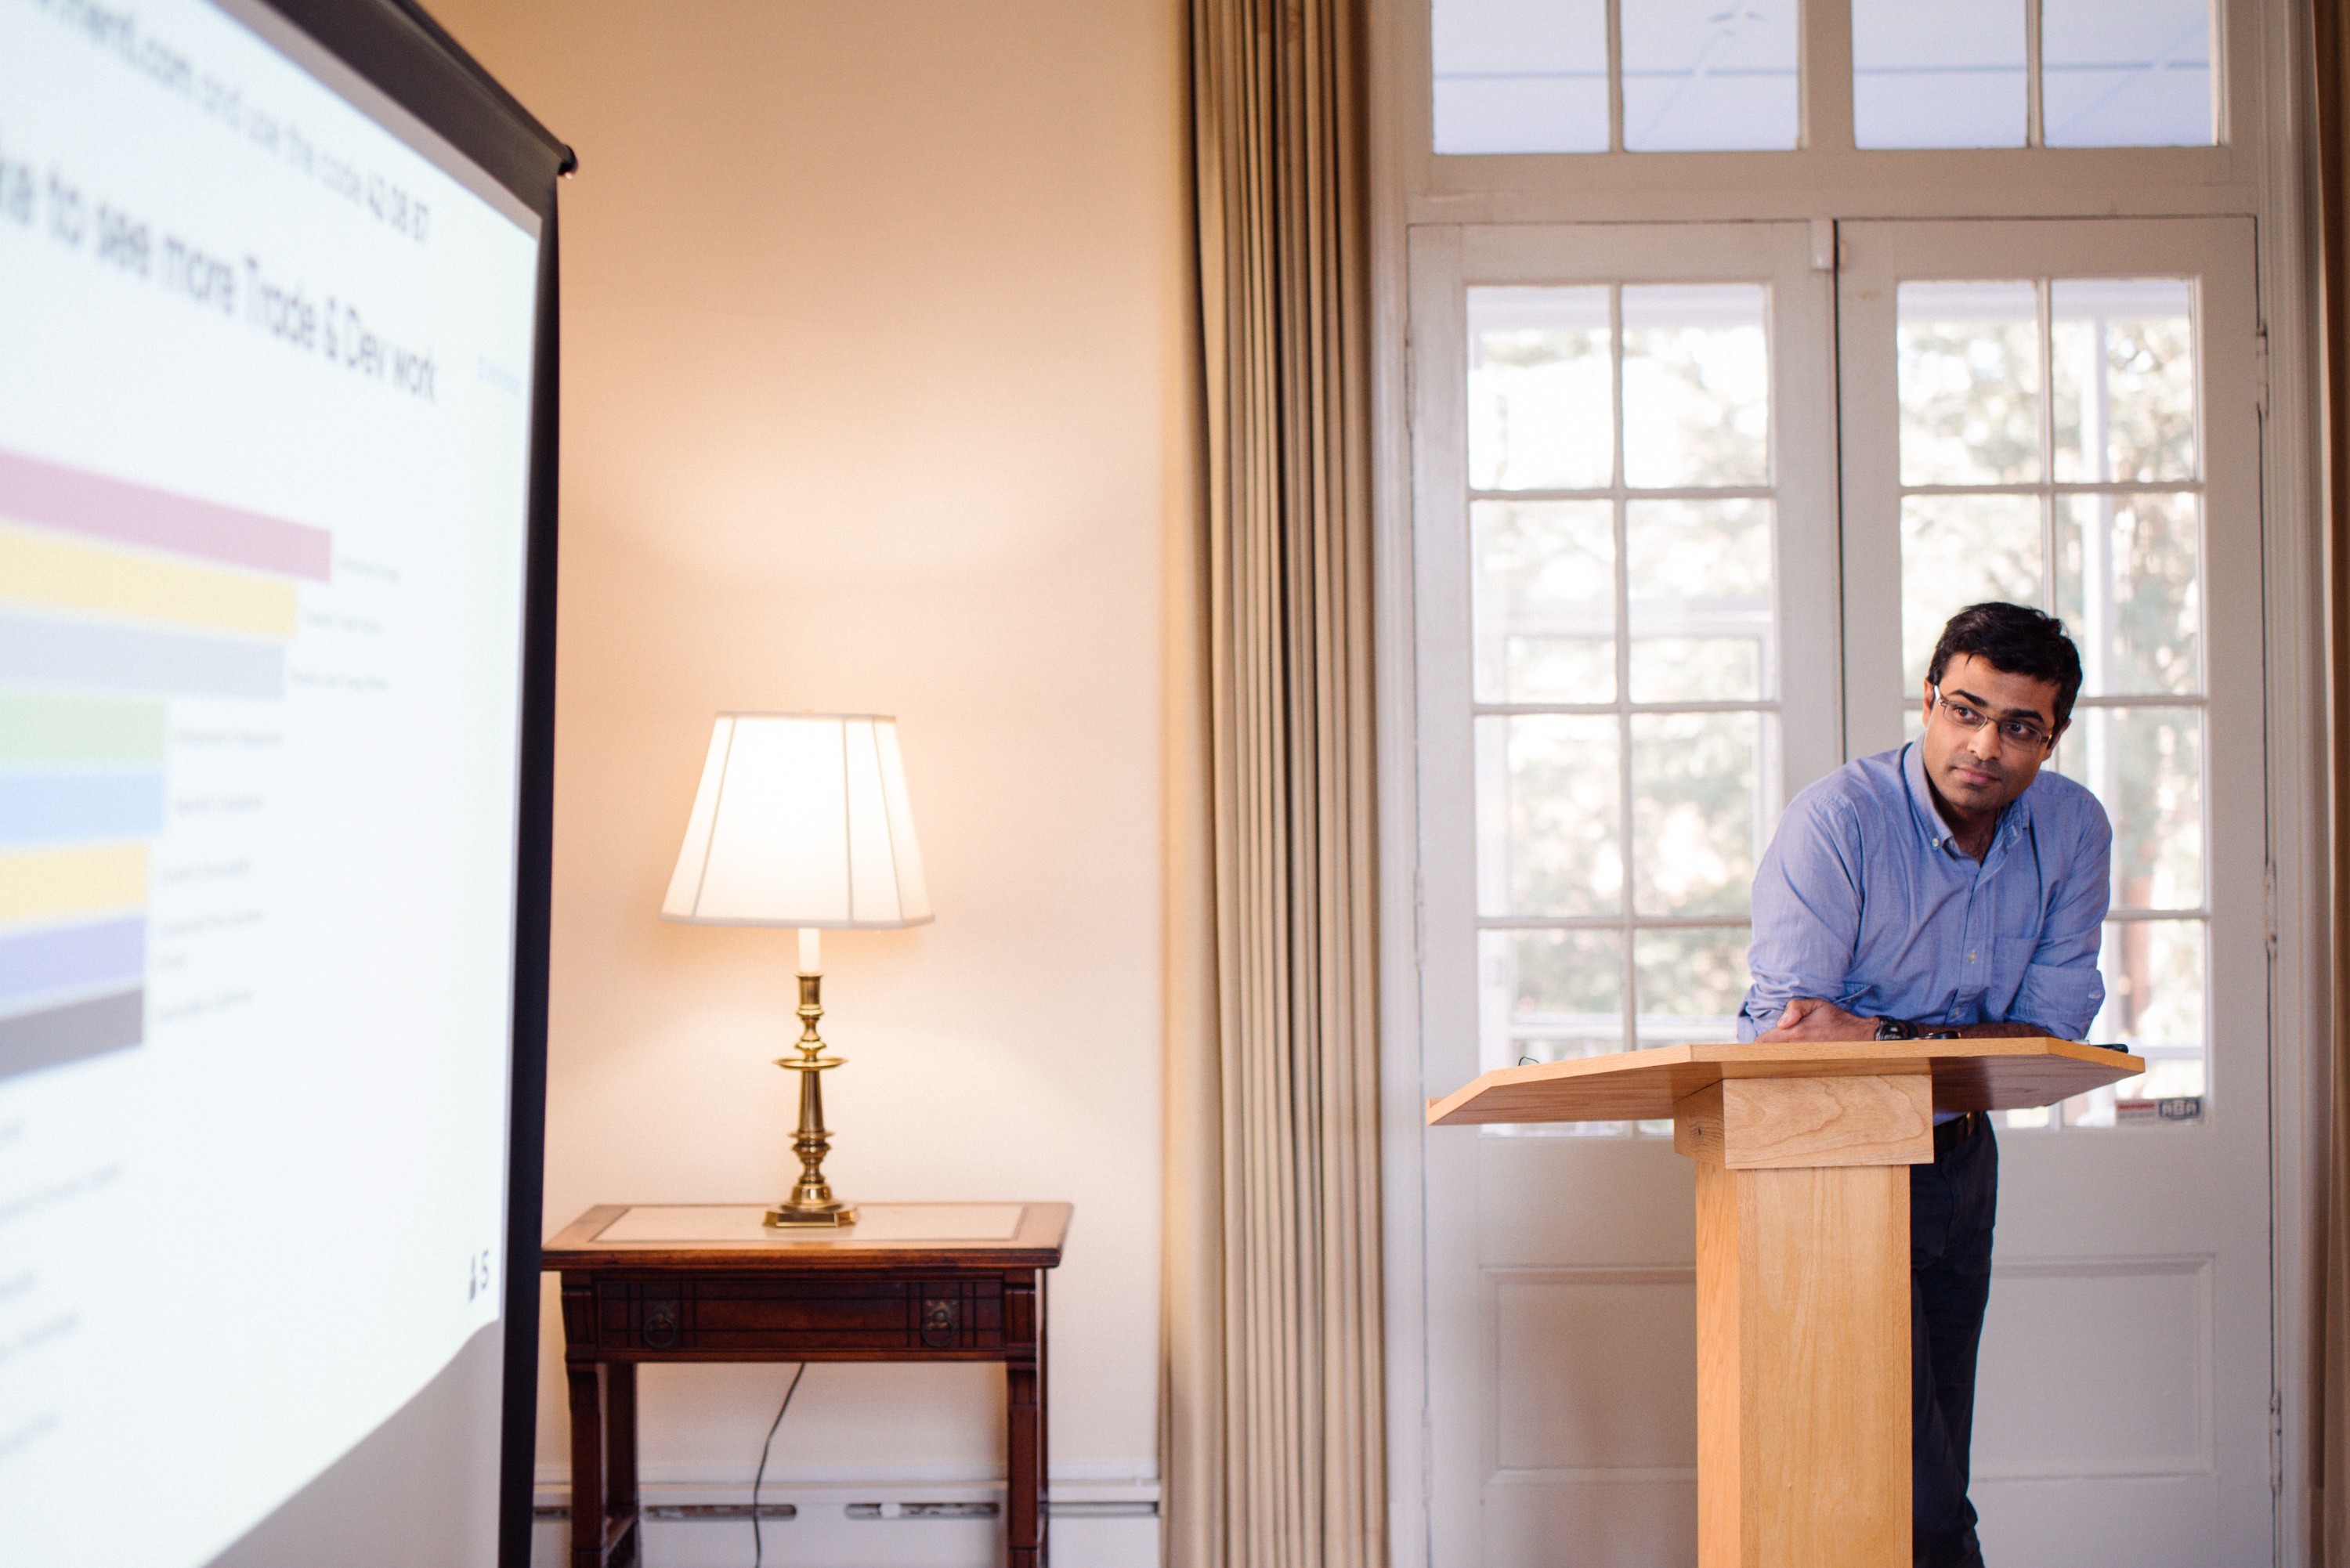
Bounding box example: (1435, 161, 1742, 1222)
(2007, 802, 2112, 1040)
(1738, 794, 1867, 1041)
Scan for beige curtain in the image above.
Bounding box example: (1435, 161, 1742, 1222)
(2319, 5, 2350, 1563)
(1164, 0, 1385, 1565)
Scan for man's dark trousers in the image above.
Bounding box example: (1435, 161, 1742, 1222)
(1913, 1111, 1998, 1568)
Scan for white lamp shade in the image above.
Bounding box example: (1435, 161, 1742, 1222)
(661, 713, 934, 927)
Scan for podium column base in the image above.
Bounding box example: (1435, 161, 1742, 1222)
(1683, 1075, 1923, 1568)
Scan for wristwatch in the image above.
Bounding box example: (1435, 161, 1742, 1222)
(1873, 1017, 1919, 1040)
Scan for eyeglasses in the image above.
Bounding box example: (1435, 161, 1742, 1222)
(1931, 687, 2054, 750)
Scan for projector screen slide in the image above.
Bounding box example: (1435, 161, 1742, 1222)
(0, 1, 560, 1562)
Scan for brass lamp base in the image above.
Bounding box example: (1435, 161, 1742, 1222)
(762, 966, 859, 1230)
(765, 1201, 860, 1228)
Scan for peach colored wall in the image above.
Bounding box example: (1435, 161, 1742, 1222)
(426, 0, 1188, 1485)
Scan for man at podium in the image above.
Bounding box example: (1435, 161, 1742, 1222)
(1735, 602, 2113, 1568)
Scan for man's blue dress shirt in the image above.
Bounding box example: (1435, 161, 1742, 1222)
(1737, 741, 2112, 1042)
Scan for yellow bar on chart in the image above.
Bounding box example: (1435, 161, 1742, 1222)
(0, 522, 298, 638)
(0, 843, 150, 925)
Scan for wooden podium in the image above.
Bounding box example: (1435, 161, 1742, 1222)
(1427, 1038, 2143, 1568)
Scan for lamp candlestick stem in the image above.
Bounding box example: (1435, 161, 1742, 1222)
(765, 940, 856, 1228)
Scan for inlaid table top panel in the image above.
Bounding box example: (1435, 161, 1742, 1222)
(543, 1201, 1072, 1272)
(1426, 1038, 2146, 1126)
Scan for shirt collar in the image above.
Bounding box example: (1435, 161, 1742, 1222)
(1902, 739, 2032, 854)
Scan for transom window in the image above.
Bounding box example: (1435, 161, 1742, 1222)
(1432, 0, 2218, 155)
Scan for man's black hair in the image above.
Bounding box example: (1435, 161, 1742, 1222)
(1926, 602, 2084, 731)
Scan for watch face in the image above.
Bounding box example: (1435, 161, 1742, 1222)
(1875, 1019, 1917, 1040)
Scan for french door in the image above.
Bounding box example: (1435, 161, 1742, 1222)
(1408, 220, 1842, 1565)
(1836, 216, 2269, 1563)
(1405, 215, 2272, 1564)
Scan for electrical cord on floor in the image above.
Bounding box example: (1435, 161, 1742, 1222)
(751, 1364, 808, 1568)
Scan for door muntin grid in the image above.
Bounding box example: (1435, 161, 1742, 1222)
(1467, 281, 1782, 1133)
(1890, 275, 2207, 1129)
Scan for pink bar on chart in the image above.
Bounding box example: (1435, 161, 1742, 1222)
(0, 446, 331, 582)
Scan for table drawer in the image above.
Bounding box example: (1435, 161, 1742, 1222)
(589, 1275, 1008, 1353)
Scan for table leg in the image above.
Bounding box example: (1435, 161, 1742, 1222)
(1006, 1271, 1045, 1566)
(566, 1362, 606, 1568)
(606, 1362, 640, 1567)
(1039, 1272, 1050, 1564)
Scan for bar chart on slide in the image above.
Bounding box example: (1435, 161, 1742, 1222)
(0, 446, 329, 1082)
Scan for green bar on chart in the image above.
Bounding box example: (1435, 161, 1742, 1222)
(0, 693, 168, 763)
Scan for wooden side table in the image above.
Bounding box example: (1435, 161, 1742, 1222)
(542, 1201, 1071, 1568)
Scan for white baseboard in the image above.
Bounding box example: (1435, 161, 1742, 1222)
(530, 1464, 1161, 1568)
(534, 1458, 1159, 1491)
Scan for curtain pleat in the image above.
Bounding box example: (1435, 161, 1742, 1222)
(2318, 3, 2350, 1563)
(1167, 0, 1383, 1564)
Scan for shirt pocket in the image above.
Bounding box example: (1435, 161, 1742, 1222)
(1987, 934, 2039, 1021)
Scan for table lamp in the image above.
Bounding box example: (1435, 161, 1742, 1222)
(660, 712, 933, 1227)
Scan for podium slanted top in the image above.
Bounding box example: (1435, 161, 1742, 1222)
(1426, 1038, 2147, 1126)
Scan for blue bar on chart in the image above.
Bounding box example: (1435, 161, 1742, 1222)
(0, 916, 146, 1008)
(0, 775, 166, 847)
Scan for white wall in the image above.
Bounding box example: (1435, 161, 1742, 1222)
(425, 1, 1191, 1555)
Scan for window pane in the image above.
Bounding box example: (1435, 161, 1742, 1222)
(1473, 500, 1616, 703)
(1900, 493, 2043, 690)
(1630, 710, 1764, 916)
(1478, 714, 1622, 916)
(1470, 287, 1613, 491)
(1633, 926, 1750, 1047)
(2053, 493, 2201, 696)
(1621, 0, 1799, 152)
(2042, 0, 2214, 148)
(1626, 498, 1773, 703)
(1622, 284, 1770, 488)
(2064, 918, 2206, 1125)
(1852, 0, 2028, 149)
(2055, 707, 2204, 912)
(1480, 927, 1626, 1070)
(2051, 279, 2197, 483)
(1898, 281, 2043, 486)
(1433, 0, 1610, 154)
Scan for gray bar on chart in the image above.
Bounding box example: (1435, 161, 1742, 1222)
(0, 610, 283, 699)
(0, 990, 144, 1082)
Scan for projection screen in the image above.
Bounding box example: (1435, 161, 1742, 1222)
(0, 1, 566, 1562)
